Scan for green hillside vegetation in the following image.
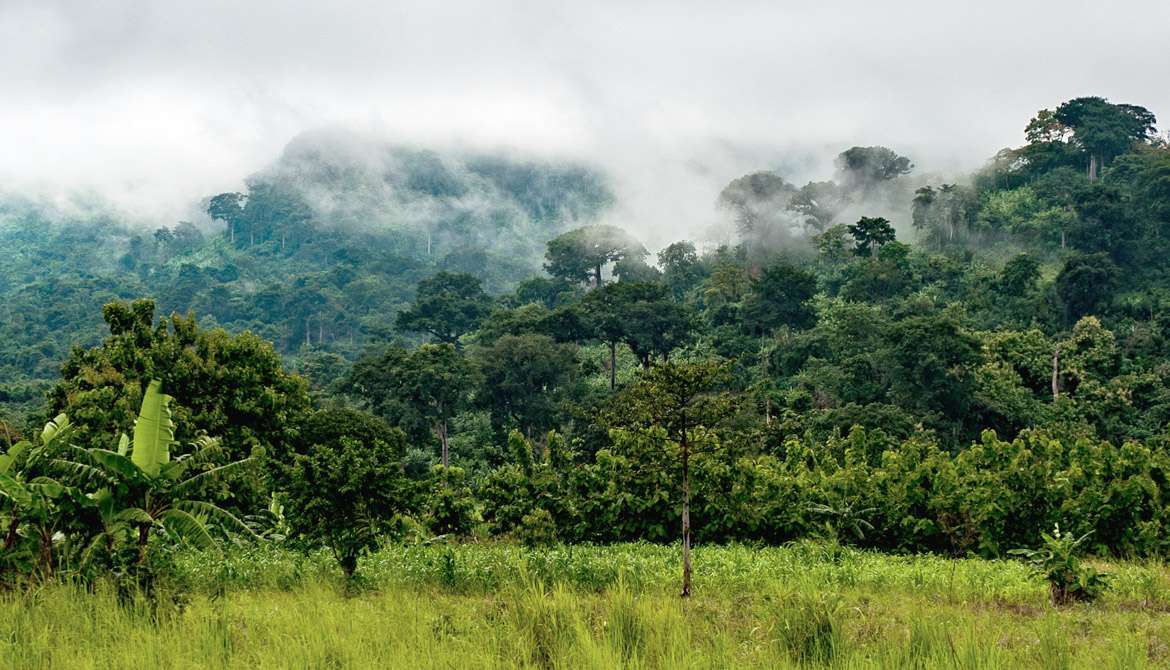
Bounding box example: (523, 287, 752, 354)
(3, 96, 1170, 667)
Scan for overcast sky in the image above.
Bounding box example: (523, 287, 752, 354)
(2, 0, 1167, 242)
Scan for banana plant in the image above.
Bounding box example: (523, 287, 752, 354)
(67, 380, 258, 567)
(0, 414, 74, 577)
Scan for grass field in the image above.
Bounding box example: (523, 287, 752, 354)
(3, 542, 1169, 668)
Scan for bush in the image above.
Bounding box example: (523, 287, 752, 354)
(1010, 526, 1111, 605)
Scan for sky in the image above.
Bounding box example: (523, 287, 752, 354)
(1, 0, 1168, 243)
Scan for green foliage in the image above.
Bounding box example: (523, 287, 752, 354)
(544, 225, 647, 286)
(847, 216, 896, 256)
(284, 410, 411, 576)
(395, 272, 492, 345)
(1011, 526, 1112, 605)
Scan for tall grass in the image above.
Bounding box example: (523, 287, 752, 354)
(2, 542, 1167, 669)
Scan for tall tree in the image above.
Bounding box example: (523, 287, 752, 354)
(472, 334, 578, 437)
(740, 262, 818, 336)
(836, 146, 913, 190)
(343, 344, 472, 467)
(610, 360, 736, 597)
(1052, 97, 1157, 181)
(396, 272, 492, 346)
(544, 225, 647, 287)
(848, 216, 897, 256)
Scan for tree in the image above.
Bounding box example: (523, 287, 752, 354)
(836, 146, 913, 190)
(998, 254, 1041, 295)
(583, 282, 697, 383)
(658, 241, 706, 300)
(740, 262, 818, 336)
(343, 344, 472, 467)
(609, 360, 736, 597)
(0, 414, 73, 578)
(1052, 97, 1157, 181)
(1056, 253, 1120, 324)
(717, 172, 797, 237)
(396, 272, 492, 346)
(913, 184, 973, 248)
(69, 380, 257, 569)
(544, 225, 647, 287)
(47, 300, 311, 510)
(848, 217, 897, 256)
(472, 334, 578, 437)
(284, 409, 410, 577)
(788, 181, 850, 233)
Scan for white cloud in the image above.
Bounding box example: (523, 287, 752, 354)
(1, 0, 1167, 243)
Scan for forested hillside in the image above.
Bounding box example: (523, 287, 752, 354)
(0, 131, 613, 414)
(4, 96, 1170, 584)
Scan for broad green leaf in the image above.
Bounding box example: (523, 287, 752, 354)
(87, 449, 142, 481)
(160, 508, 217, 551)
(175, 500, 259, 539)
(115, 507, 154, 525)
(132, 380, 175, 478)
(41, 414, 71, 446)
(117, 433, 130, 457)
(171, 458, 254, 498)
(0, 440, 31, 475)
(0, 473, 32, 508)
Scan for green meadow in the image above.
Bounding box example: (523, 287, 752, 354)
(4, 542, 1168, 669)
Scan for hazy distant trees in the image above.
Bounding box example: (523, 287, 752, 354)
(544, 225, 648, 287)
(836, 146, 913, 191)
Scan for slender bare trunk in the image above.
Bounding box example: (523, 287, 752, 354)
(1088, 154, 1099, 182)
(1051, 347, 1060, 401)
(762, 350, 772, 425)
(318, 319, 324, 345)
(609, 341, 616, 391)
(137, 524, 151, 566)
(3, 515, 18, 551)
(38, 531, 52, 578)
(680, 416, 692, 598)
(437, 420, 450, 468)
(305, 317, 311, 347)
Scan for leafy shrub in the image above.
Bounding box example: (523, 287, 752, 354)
(1010, 526, 1111, 604)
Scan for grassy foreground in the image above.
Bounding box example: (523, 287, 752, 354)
(3, 542, 1169, 668)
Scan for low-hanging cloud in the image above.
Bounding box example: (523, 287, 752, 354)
(1, 0, 1168, 248)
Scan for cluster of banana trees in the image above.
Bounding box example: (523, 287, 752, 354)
(0, 380, 255, 582)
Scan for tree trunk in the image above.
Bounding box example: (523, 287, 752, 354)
(318, 319, 324, 345)
(609, 341, 617, 391)
(1051, 347, 1060, 401)
(437, 420, 450, 468)
(305, 317, 311, 347)
(1088, 154, 1100, 182)
(3, 515, 18, 551)
(680, 422, 692, 598)
(137, 524, 151, 566)
(762, 350, 772, 425)
(595, 264, 603, 288)
(38, 530, 52, 579)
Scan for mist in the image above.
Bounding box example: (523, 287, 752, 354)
(2, 0, 1168, 248)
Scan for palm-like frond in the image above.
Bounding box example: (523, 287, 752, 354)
(132, 380, 174, 478)
(159, 508, 217, 551)
(171, 458, 254, 498)
(174, 500, 259, 539)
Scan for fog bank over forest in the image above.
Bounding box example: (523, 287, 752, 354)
(2, 0, 1169, 245)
